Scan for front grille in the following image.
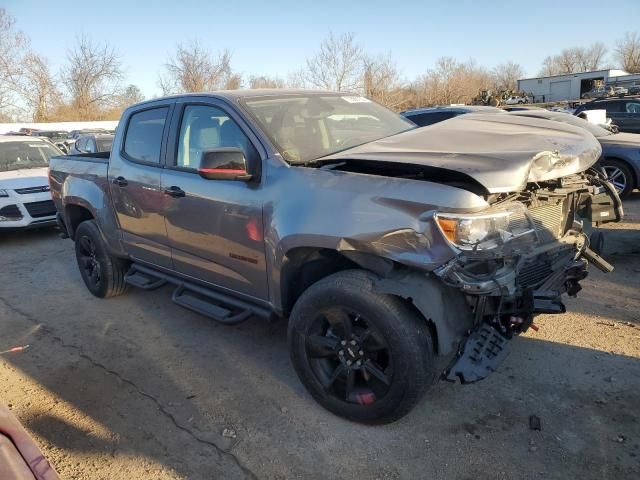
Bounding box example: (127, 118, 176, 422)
(528, 202, 564, 243)
(24, 200, 56, 218)
(14, 185, 50, 195)
(0, 204, 22, 219)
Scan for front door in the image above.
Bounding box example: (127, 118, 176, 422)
(160, 102, 268, 301)
(109, 105, 173, 268)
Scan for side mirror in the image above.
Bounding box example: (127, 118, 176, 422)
(198, 148, 252, 181)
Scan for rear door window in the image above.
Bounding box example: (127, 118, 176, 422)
(123, 107, 169, 164)
(624, 101, 640, 113)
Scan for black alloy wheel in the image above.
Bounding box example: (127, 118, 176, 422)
(74, 220, 129, 298)
(303, 307, 392, 406)
(77, 234, 102, 290)
(288, 270, 436, 424)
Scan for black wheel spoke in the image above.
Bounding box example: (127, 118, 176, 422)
(89, 267, 99, 284)
(363, 334, 386, 354)
(79, 256, 92, 269)
(323, 364, 346, 391)
(364, 360, 391, 386)
(345, 369, 355, 401)
(305, 335, 338, 358)
(334, 309, 352, 339)
(79, 236, 92, 254)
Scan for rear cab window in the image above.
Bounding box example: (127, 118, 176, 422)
(123, 107, 169, 164)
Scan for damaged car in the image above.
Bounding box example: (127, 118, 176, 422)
(49, 91, 622, 423)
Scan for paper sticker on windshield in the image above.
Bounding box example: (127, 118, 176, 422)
(29, 144, 44, 147)
(341, 96, 371, 103)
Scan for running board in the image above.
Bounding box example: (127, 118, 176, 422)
(125, 266, 167, 290)
(172, 285, 251, 325)
(125, 263, 271, 325)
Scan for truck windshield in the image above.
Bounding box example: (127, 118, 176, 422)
(242, 94, 414, 164)
(0, 141, 60, 172)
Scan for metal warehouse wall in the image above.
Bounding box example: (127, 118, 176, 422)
(518, 70, 633, 102)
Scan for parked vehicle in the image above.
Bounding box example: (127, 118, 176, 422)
(509, 109, 640, 199)
(0, 136, 61, 229)
(581, 86, 614, 99)
(69, 133, 114, 154)
(401, 105, 502, 126)
(31, 130, 69, 142)
(574, 97, 640, 134)
(613, 86, 628, 96)
(504, 95, 529, 105)
(50, 90, 622, 423)
(68, 128, 112, 140)
(628, 84, 640, 95)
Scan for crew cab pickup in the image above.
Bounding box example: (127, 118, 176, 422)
(49, 90, 622, 424)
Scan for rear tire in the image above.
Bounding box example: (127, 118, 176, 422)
(601, 159, 634, 199)
(288, 270, 436, 424)
(74, 220, 129, 298)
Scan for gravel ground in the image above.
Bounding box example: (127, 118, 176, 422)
(0, 195, 638, 480)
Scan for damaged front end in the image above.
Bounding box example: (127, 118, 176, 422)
(432, 168, 622, 383)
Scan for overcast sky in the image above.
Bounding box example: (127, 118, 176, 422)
(6, 0, 640, 98)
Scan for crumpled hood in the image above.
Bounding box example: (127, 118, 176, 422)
(0, 167, 50, 190)
(322, 113, 602, 193)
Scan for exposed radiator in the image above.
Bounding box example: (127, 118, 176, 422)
(528, 202, 564, 243)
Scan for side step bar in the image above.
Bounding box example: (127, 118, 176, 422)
(124, 264, 271, 325)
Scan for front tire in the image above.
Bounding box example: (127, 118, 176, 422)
(601, 159, 634, 199)
(288, 270, 436, 424)
(74, 220, 129, 298)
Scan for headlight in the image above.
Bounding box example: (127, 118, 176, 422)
(0, 189, 8, 197)
(435, 203, 536, 251)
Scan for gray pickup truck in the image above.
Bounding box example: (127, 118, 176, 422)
(49, 90, 622, 423)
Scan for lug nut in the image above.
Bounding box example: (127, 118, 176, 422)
(341, 340, 347, 346)
(346, 360, 352, 366)
(356, 360, 362, 366)
(338, 350, 344, 356)
(350, 340, 357, 346)
(358, 350, 364, 356)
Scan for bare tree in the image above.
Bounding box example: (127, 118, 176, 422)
(576, 42, 608, 71)
(0, 8, 28, 113)
(61, 35, 123, 119)
(492, 61, 524, 91)
(539, 43, 609, 76)
(362, 54, 405, 108)
(159, 41, 234, 94)
(304, 32, 363, 91)
(615, 32, 640, 73)
(15, 53, 59, 121)
(249, 75, 286, 89)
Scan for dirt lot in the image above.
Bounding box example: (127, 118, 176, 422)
(0, 196, 639, 480)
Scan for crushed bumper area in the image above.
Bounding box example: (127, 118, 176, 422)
(445, 324, 509, 384)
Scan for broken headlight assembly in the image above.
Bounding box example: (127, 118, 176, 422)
(435, 203, 537, 252)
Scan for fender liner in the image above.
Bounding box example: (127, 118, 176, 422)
(374, 271, 473, 355)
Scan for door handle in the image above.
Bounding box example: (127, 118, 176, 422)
(112, 176, 128, 187)
(164, 186, 186, 198)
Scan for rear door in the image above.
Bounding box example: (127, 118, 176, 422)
(160, 99, 269, 301)
(108, 103, 174, 268)
(619, 100, 640, 133)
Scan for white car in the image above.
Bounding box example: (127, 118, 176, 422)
(0, 136, 62, 229)
(505, 96, 529, 105)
